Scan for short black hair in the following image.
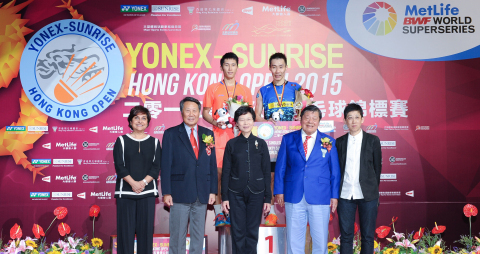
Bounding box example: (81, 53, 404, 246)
(269, 52, 287, 66)
(343, 103, 363, 119)
(128, 105, 151, 130)
(220, 52, 239, 66)
(180, 97, 201, 112)
(300, 105, 322, 121)
(234, 106, 255, 123)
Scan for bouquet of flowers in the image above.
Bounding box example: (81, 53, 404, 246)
(227, 95, 249, 119)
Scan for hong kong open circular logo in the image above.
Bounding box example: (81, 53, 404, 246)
(257, 123, 274, 140)
(20, 19, 124, 121)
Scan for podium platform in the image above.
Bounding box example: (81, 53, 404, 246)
(111, 234, 208, 254)
(218, 224, 287, 254)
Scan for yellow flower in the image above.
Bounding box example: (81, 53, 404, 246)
(321, 137, 331, 143)
(91, 238, 103, 248)
(385, 248, 400, 254)
(81, 244, 90, 250)
(428, 246, 443, 254)
(26, 240, 37, 248)
(374, 240, 379, 249)
(203, 135, 214, 145)
(48, 251, 61, 254)
(327, 242, 338, 252)
(33, 250, 39, 254)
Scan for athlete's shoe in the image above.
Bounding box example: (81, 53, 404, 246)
(214, 213, 227, 227)
(265, 213, 278, 226)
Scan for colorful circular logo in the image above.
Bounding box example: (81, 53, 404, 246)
(257, 123, 274, 140)
(20, 19, 124, 121)
(363, 2, 397, 36)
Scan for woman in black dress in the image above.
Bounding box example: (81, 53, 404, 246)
(221, 106, 272, 254)
(113, 105, 161, 254)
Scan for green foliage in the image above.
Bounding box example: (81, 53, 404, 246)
(454, 235, 477, 249)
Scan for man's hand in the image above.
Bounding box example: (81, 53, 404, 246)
(330, 198, 338, 213)
(215, 120, 225, 128)
(222, 201, 230, 214)
(163, 195, 173, 207)
(263, 203, 271, 216)
(275, 194, 284, 207)
(208, 194, 216, 205)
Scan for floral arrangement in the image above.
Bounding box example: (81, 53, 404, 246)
(226, 95, 250, 107)
(321, 137, 333, 152)
(226, 95, 249, 126)
(327, 205, 480, 254)
(202, 134, 215, 156)
(0, 205, 108, 254)
(299, 87, 314, 99)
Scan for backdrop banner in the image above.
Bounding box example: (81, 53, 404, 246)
(1, 0, 479, 252)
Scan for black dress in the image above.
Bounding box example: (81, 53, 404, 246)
(113, 134, 161, 254)
(222, 133, 272, 254)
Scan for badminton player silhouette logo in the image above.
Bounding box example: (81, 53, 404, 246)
(20, 19, 124, 121)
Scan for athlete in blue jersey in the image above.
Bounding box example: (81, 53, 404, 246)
(255, 53, 300, 122)
(255, 52, 301, 226)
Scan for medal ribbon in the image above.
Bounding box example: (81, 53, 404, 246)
(274, 80, 287, 108)
(223, 79, 237, 100)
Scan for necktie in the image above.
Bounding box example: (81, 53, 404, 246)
(190, 128, 198, 159)
(304, 136, 311, 157)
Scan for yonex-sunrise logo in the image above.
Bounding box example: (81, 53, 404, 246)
(20, 19, 124, 121)
(363, 2, 397, 36)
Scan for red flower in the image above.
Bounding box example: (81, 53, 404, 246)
(464, 204, 478, 217)
(10, 223, 22, 239)
(389, 216, 398, 225)
(32, 224, 45, 239)
(329, 213, 333, 221)
(413, 227, 424, 239)
(58, 222, 71, 236)
(432, 223, 446, 234)
(322, 143, 332, 152)
(89, 205, 100, 217)
(354, 222, 360, 234)
(54, 207, 68, 219)
(375, 226, 391, 238)
(304, 89, 314, 98)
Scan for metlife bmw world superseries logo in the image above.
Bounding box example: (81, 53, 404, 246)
(20, 19, 124, 121)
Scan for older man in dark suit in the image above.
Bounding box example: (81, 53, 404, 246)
(336, 103, 382, 254)
(161, 97, 217, 254)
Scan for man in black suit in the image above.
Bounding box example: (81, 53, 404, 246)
(161, 97, 218, 254)
(335, 103, 382, 254)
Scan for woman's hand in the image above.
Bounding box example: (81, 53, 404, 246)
(131, 181, 145, 193)
(222, 201, 230, 214)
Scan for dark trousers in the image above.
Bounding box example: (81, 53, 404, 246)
(228, 188, 264, 254)
(337, 198, 378, 254)
(117, 197, 156, 254)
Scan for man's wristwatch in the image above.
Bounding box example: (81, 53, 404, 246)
(143, 179, 148, 186)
